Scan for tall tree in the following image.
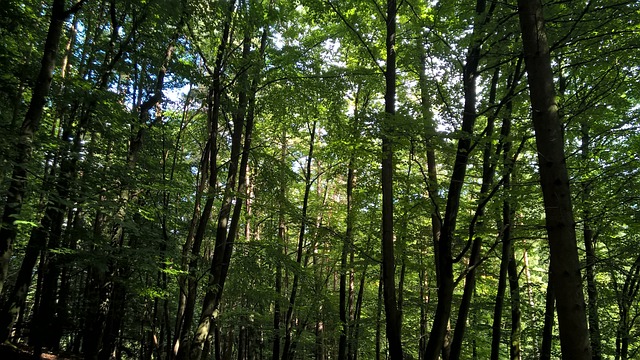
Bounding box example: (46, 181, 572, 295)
(380, 0, 403, 358)
(517, 0, 591, 358)
(0, 0, 85, 295)
(423, 0, 495, 358)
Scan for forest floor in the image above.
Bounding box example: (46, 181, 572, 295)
(0, 343, 79, 359)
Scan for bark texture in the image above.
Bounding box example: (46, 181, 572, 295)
(517, 0, 591, 358)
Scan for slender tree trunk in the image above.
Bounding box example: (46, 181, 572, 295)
(580, 122, 602, 360)
(281, 121, 316, 360)
(272, 128, 287, 360)
(340, 85, 364, 360)
(191, 30, 252, 360)
(491, 141, 512, 359)
(489, 60, 521, 360)
(375, 265, 383, 360)
(418, 38, 441, 285)
(508, 251, 522, 360)
(615, 254, 640, 360)
(350, 264, 367, 360)
(540, 279, 555, 360)
(173, 89, 208, 359)
(423, 1, 494, 358)
(339, 158, 355, 360)
(192, 22, 267, 360)
(417, 34, 439, 360)
(0, 0, 68, 294)
(381, 1, 403, 358)
(86, 17, 182, 359)
(31, 122, 86, 355)
(175, 5, 232, 357)
(517, 1, 591, 357)
(450, 65, 501, 360)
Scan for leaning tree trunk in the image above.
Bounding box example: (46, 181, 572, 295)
(449, 64, 503, 360)
(423, 0, 494, 357)
(191, 21, 267, 360)
(517, 0, 591, 358)
(174, 5, 232, 358)
(0, 0, 72, 295)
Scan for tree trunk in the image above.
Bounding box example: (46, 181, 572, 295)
(350, 264, 367, 360)
(375, 266, 383, 360)
(508, 251, 522, 360)
(580, 122, 602, 360)
(341, 84, 364, 360)
(272, 128, 287, 360)
(84, 16, 182, 359)
(191, 22, 267, 360)
(615, 254, 640, 360)
(449, 65, 501, 360)
(423, 1, 493, 358)
(490, 60, 521, 360)
(417, 33, 439, 360)
(540, 279, 555, 360)
(0, 0, 68, 295)
(281, 121, 316, 360)
(175, 5, 232, 357)
(339, 158, 355, 360)
(517, 0, 592, 357)
(381, 0, 403, 358)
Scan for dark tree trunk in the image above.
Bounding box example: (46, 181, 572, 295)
(375, 266, 383, 360)
(449, 65, 501, 360)
(580, 122, 602, 360)
(508, 251, 522, 360)
(0, 0, 68, 295)
(272, 128, 287, 360)
(540, 280, 555, 360)
(350, 265, 367, 360)
(174, 5, 231, 357)
(31, 124, 85, 355)
(517, 0, 592, 358)
(341, 85, 364, 360)
(339, 159, 355, 360)
(491, 152, 511, 359)
(281, 121, 316, 360)
(423, 1, 494, 358)
(381, 0, 403, 358)
(615, 254, 640, 360)
(490, 60, 521, 360)
(191, 31, 252, 360)
(191, 23, 267, 360)
(84, 15, 182, 359)
(417, 33, 440, 360)
(448, 237, 481, 360)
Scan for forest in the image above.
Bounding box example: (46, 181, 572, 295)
(0, 0, 639, 359)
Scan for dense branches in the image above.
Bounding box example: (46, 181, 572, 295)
(0, 0, 638, 359)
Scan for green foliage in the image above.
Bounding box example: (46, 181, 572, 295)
(0, 0, 639, 359)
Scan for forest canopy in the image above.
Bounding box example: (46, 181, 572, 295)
(0, 0, 639, 359)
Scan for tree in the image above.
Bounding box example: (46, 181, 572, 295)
(380, 0, 403, 358)
(0, 0, 85, 295)
(0, 0, 639, 359)
(516, 0, 591, 357)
